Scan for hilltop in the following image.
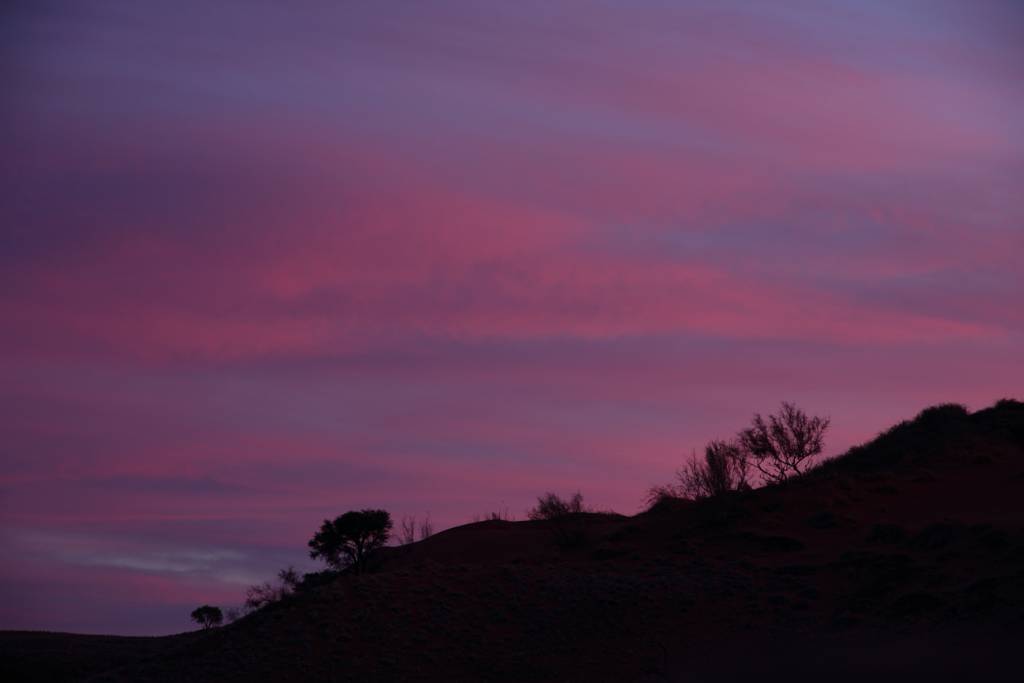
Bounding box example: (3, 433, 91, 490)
(3, 400, 1023, 682)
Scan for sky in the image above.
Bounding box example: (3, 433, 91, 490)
(1, 0, 1022, 635)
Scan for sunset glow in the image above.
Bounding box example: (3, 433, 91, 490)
(2, 1, 1022, 634)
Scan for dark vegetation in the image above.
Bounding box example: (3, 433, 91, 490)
(399, 515, 416, 545)
(528, 491, 587, 520)
(3, 399, 1023, 682)
(647, 402, 828, 505)
(472, 508, 515, 522)
(399, 513, 434, 545)
(242, 567, 302, 614)
(188, 606, 222, 630)
(527, 492, 595, 548)
(739, 401, 829, 482)
(308, 509, 393, 575)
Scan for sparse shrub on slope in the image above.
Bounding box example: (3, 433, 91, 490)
(737, 402, 830, 483)
(528, 492, 586, 520)
(473, 507, 514, 522)
(646, 440, 750, 507)
(528, 492, 589, 548)
(243, 566, 303, 613)
(647, 402, 828, 510)
(399, 513, 434, 544)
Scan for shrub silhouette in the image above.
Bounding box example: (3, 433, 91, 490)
(682, 440, 749, 498)
(399, 513, 433, 544)
(278, 566, 301, 591)
(298, 569, 341, 590)
(244, 567, 301, 612)
(309, 509, 393, 574)
(190, 605, 223, 630)
(528, 492, 588, 548)
(646, 402, 826, 506)
(647, 440, 749, 506)
(528, 492, 585, 520)
(737, 401, 829, 483)
(244, 582, 281, 612)
(473, 507, 514, 522)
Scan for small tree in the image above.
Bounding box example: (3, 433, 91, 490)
(190, 605, 223, 630)
(737, 402, 829, 483)
(308, 509, 393, 574)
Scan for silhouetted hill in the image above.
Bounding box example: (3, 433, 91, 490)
(3, 400, 1023, 682)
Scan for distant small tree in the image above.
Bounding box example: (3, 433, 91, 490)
(308, 509, 393, 574)
(190, 605, 223, 630)
(737, 402, 829, 483)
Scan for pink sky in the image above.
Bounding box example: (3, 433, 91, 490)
(2, 1, 1022, 634)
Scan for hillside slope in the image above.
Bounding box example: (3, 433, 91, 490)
(4, 400, 1023, 682)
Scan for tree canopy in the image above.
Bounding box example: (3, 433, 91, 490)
(308, 509, 393, 574)
(190, 605, 223, 630)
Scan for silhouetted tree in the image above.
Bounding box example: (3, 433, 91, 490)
(308, 509, 393, 574)
(190, 605, 223, 630)
(737, 402, 829, 483)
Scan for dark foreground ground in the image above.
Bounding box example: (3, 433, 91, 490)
(3, 400, 1023, 682)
